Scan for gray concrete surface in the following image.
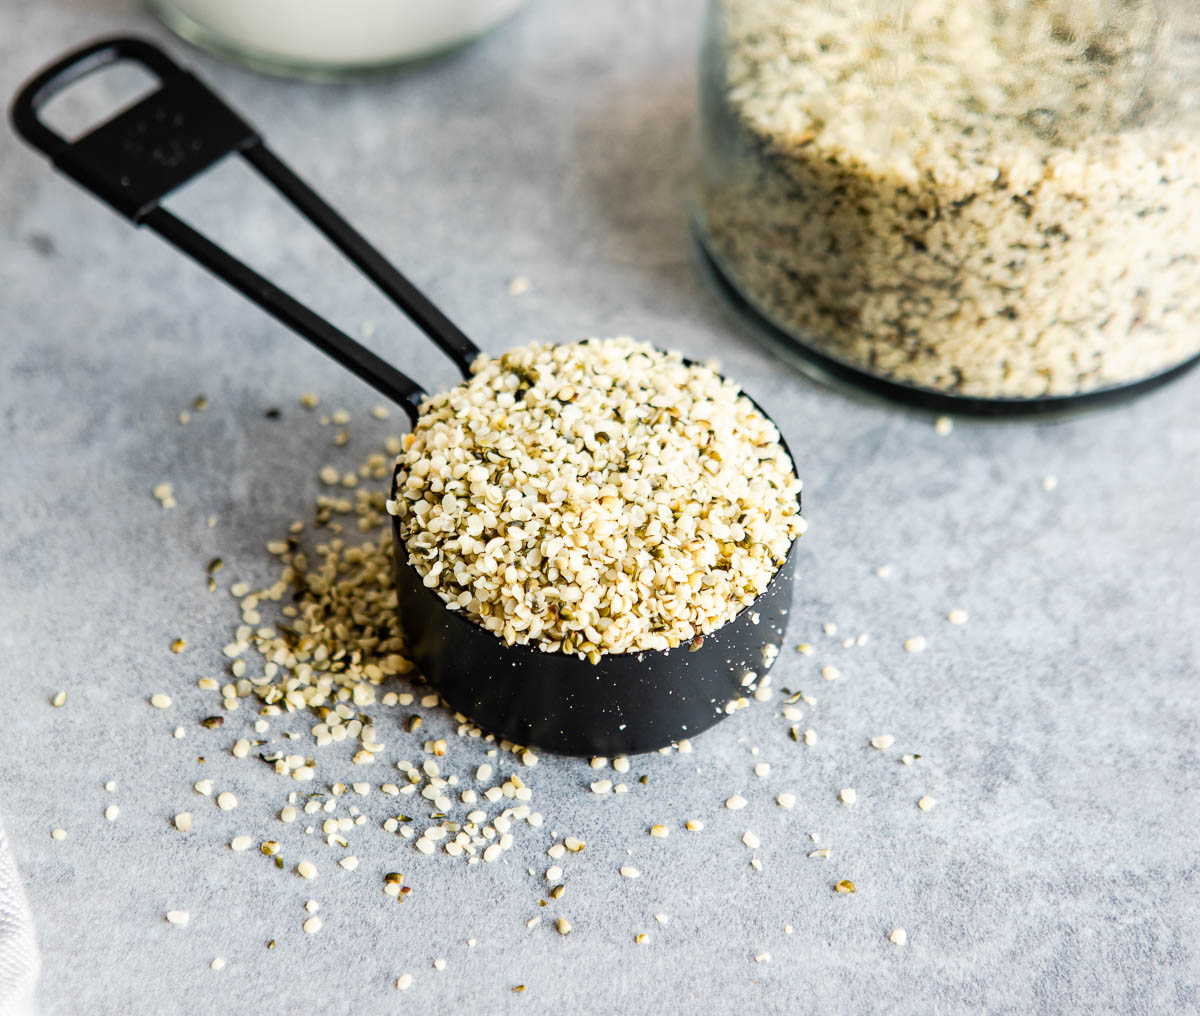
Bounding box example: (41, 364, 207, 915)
(1, 1, 1198, 1013)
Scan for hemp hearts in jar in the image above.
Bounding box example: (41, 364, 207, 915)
(697, 0, 1200, 400)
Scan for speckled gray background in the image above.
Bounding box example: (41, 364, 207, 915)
(2, 1, 1199, 1013)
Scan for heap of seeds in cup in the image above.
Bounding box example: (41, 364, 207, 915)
(699, 0, 1200, 398)
(389, 337, 803, 658)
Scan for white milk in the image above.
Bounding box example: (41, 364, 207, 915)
(156, 0, 527, 69)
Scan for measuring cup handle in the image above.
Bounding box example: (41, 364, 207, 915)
(9, 35, 259, 223)
(10, 37, 181, 158)
(8, 35, 453, 423)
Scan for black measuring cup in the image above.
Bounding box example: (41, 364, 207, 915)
(10, 36, 800, 756)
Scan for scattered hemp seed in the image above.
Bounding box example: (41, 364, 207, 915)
(194, 780, 213, 796)
(820, 665, 840, 681)
(305, 900, 320, 914)
(948, 609, 969, 625)
(50, 828, 67, 841)
(210, 957, 226, 971)
(296, 861, 317, 879)
(934, 416, 954, 436)
(901, 754, 920, 766)
(649, 825, 669, 838)
(823, 623, 837, 636)
(904, 636, 928, 653)
(549, 885, 565, 900)
(839, 788, 857, 806)
(685, 820, 704, 831)
(1043, 474, 1059, 492)
(172, 727, 186, 739)
(795, 642, 813, 655)
(776, 793, 795, 809)
(875, 565, 893, 579)
(230, 836, 252, 852)
(753, 763, 770, 778)
(339, 856, 360, 871)
(170, 639, 187, 654)
(612, 757, 631, 774)
(216, 792, 237, 811)
(889, 928, 908, 946)
(918, 796, 937, 812)
(173, 813, 192, 833)
(555, 917, 573, 936)
(149, 693, 173, 709)
(50, 691, 67, 708)
(433, 958, 447, 971)
(152, 482, 176, 509)
(165, 910, 189, 926)
(754, 952, 771, 964)
(619, 866, 641, 879)
(635, 933, 650, 946)
(395, 974, 413, 991)
(725, 794, 748, 811)
(654, 914, 669, 925)
(104, 805, 119, 821)
(299, 392, 319, 409)
(742, 831, 761, 849)
(808, 849, 832, 860)
(589, 757, 607, 770)
(545, 866, 564, 882)
(511, 985, 526, 994)
(507, 275, 531, 295)
(302, 916, 322, 934)
(804, 729, 817, 745)
(834, 880, 856, 895)
(589, 779, 613, 795)
(870, 735, 895, 751)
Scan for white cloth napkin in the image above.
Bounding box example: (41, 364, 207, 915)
(0, 817, 37, 1016)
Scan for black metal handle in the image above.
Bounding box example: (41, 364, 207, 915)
(9, 35, 484, 422)
(9, 37, 181, 160)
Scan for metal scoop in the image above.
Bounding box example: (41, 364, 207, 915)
(10, 36, 800, 756)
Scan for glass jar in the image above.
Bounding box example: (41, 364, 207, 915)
(150, 0, 527, 78)
(695, 0, 1200, 409)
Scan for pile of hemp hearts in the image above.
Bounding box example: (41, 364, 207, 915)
(699, 0, 1200, 398)
(389, 337, 803, 658)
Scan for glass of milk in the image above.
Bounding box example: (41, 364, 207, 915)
(150, 0, 528, 77)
